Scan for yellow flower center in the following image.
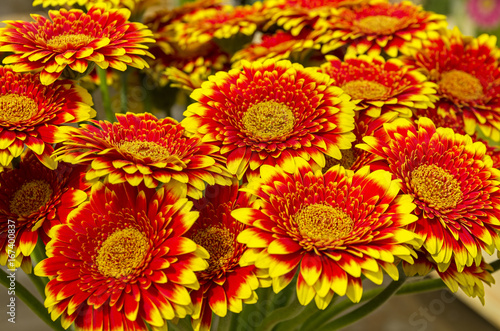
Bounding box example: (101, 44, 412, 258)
(96, 227, 149, 278)
(295, 204, 353, 242)
(0, 94, 38, 123)
(439, 70, 484, 102)
(342, 80, 389, 100)
(191, 226, 235, 274)
(10, 180, 53, 217)
(242, 101, 295, 140)
(46, 33, 94, 50)
(411, 164, 463, 211)
(357, 15, 403, 35)
(117, 140, 170, 162)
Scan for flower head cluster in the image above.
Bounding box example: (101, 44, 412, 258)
(183, 59, 356, 181)
(35, 181, 208, 330)
(316, 1, 448, 57)
(54, 112, 232, 199)
(187, 182, 259, 331)
(0, 66, 95, 169)
(233, 158, 419, 307)
(0, 151, 89, 272)
(403, 27, 500, 141)
(320, 54, 437, 118)
(359, 118, 500, 272)
(0, 5, 155, 85)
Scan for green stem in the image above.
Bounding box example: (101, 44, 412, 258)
(259, 297, 306, 331)
(120, 70, 129, 113)
(300, 291, 378, 331)
(490, 259, 500, 272)
(97, 67, 114, 122)
(217, 311, 234, 331)
(0, 268, 64, 331)
(317, 272, 407, 331)
(30, 239, 49, 297)
(278, 302, 318, 331)
(26, 272, 46, 299)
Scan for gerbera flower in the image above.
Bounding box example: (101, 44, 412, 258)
(233, 158, 419, 308)
(316, 1, 448, 57)
(320, 54, 437, 118)
(187, 182, 259, 331)
(403, 251, 495, 304)
(402, 28, 500, 141)
(34, 181, 208, 330)
(173, 3, 266, 47)
(231, 30, 320, 67)
(32, 0, 159, 13)
(412, 106, 467, 136)
(0, 66, 95, 169)
(467, 0, 500, 29)
(182, 59, 356, 181)
(263, 0, 374, 36)
(144, 3, 230, 89)
(324, 111, 400, 172)
(0, 5, 155, 85)
(0, 150, 89, 273)
(358, 117, 500, 272)
(53, 112, 232, 199)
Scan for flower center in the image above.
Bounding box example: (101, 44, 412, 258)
(342, 80, 389, 100)
(357, 15, 403, 35)
(439, 70, 484, 102)
(410, 164, 463, 211)
(96, 227, 149, 278)
(46, 33, 94, 50)
(10, 180, 53, 217)
(117, 140, 170, 162)
(295, 204, 353, 242)
(324, 148, 358, 171)
(0, 94, 38, 123)
(191, 226, 235, 274)
(242, 101, 295, 140)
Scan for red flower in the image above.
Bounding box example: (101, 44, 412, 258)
(54, 112, 232, 199)
(35, 181, 208, 330)
(0, 66, 95, 169)
(359, 117, 500, 272)
(183, 59, 356, 181)
(0, 5, 154, 85)
(187, 182, 259, 331)
(233, 158, 418, 307)
(0, 151, 89, 272)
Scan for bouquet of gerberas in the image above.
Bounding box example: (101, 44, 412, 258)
(1, 0, 500, 330)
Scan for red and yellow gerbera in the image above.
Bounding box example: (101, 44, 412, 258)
(0, 66, 95, 169)
(33, 0, 160, 15)
(0, 151, 89, 273)
(231, 30, 320, 67)
(0, 5, 155, 85)
(53, 112, 232, 199)
(172, 3, 266, 47)
(187, 182, 259, 331)
(262, 0, 375, 36)
(358, 117, 500, 272)
(233, 157, 418, 308)
(403, 251, 495, 304)
(324, 111, 400, 172)
(35, 181, 208, 330)
(316, 1, 448, 57)
(402, 28, 500, 140)
(320, 54, 437, 118)
(182, 59, 356, 181)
